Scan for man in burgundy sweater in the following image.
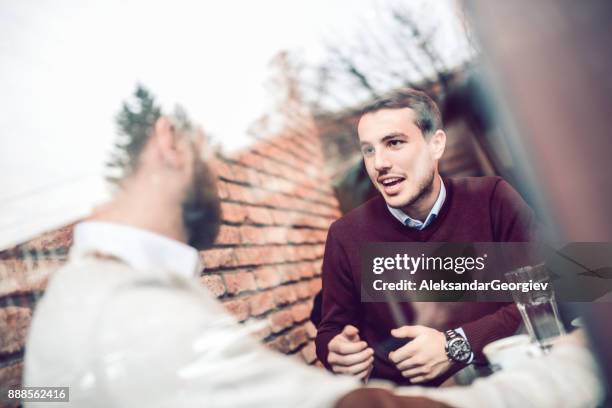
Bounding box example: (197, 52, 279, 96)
(315, 89, 537, 386)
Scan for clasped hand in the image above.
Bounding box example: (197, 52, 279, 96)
(388, 325, 452, 384)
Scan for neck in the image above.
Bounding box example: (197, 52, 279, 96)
(400, 174, 441, 221)
(88, 183, 187, 244)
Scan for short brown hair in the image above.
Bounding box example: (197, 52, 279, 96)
(360, 88, 443, 137)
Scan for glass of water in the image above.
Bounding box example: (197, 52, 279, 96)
(505, 264, 565, 350)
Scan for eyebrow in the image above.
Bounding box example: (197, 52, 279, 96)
(360, 132, 407, 146)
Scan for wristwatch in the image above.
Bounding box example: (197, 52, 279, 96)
(444, 329, 472, 363)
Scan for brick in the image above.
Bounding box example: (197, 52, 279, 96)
(223, 271, 257, 295)
(282, 246, 298, 262)
(295, 282, 311, 299)
(313, 245, 325, 258)
(272, 286, 298, 305)
(286, 229, 306, 244)
(209, 157, 230, 176)
(308, 278, 322, 296)
(305, 321, 317, 339)
(221, 202, 247, 223)
(226, 163, 249, 184)
(200, 248, 236, 270)
(293, 246, 309, 261)
(23, 225, 74, 251)
(267, 178, 293, 195)
(280, 265, 300, 282)
(0, 362, 23, 399)
(222, 299, 250, 322)
(226, 182, 250, 202)
(0, 257, 54, 298)
(215, 225, 241, 245)
(297, 262, 316, 279)
(243, 319, 272, 340)
(267, 335, 292, 354)
(244, 168, 262, 185)
(292, 215, 319, 229)
(216, 180, 230, 200)
(239, 226, 266, 245)
(300, 341, 317, 364)
(246, 206, 274, 225)
(269, 209, 295, 226)
(237, 152, 264, 170)
(254, 267, 281, 289)
(268, 310, 294, 333)
(248, 291, 276, 316)
(0, 307, 31, 354)
(287, 326, 309, 350)
(262, 227, 289, 245)
(290, 302, 311, 323)
(233, 247, 264, 266)
(200, 275, 226, 297)
(257, 193, 282, 208)
(311, 260, 323, 276)
(254, 324, 272, 341)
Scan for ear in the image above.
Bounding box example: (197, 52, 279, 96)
(153, 116, 183, 168)
(428, 129, 446, 161)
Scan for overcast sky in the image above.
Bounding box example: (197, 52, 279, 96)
(0, 0, 467, 249)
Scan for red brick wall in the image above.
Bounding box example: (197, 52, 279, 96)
(0, 117, 339, 393)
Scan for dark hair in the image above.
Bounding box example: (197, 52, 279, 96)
(106, 85, 193, 183)
(360, 88, 443, 137)
(106, 85, 162, 182)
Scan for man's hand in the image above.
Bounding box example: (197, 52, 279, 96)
(388, 325, 452, 384)
(327, 325, 374, 380)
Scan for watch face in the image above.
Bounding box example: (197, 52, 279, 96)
(448, 337, 471, 362)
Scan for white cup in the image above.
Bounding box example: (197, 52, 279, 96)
(483, 334, 542, 371)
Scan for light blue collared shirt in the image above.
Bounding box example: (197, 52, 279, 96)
(387, 176, 446, 230)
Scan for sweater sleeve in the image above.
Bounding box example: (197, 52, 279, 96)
(315, 222, 362, 371)
(460, 303, 522, 362)
(462, 179, 539, 361)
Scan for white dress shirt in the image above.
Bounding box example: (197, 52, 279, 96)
(24, 221, 358, 407)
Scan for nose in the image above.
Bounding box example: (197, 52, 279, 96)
(373, 149, 392, 172)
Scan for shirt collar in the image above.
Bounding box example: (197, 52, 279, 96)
(70, 221, 200, 279)
(387, 176, 446, 230)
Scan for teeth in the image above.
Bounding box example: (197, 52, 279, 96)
(381, 177, 402, 186)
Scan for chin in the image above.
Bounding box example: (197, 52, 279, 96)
(384, 186, 424, 208)
(382, 194, 411, 209)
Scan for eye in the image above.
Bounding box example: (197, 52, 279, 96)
(361, 145, 374, 157)
(387, 139, 405, 149)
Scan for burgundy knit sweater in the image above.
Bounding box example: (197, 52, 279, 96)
(315, 176, 537, 386)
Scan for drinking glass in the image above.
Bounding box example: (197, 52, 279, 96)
(505, 264, 565, 349)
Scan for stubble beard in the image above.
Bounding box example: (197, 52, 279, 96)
(182, 155, 222, 250)
(397, 168, 435, 212)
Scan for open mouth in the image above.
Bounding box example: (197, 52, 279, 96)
(380, 177, 404, 187)
(379, 177, 405, 195)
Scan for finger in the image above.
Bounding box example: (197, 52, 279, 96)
(355, 365, 373, 380)
(331, 357, 372, 375)
(401, 365, 429, 378)
(342, 325, 360, 341)
(331, 347, 374, 367)
(395, 355, 425, 370)
(410, 375, 429, 384)
(391, 325, 425, 339)
(388, 341, 420, 364)
(344, 356, 374, 375)
(330, 340, 368, 355)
